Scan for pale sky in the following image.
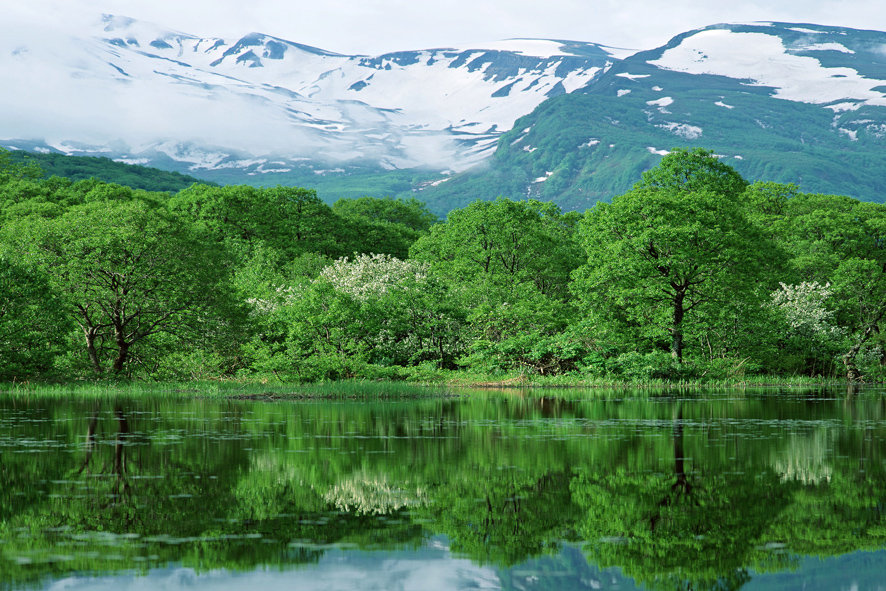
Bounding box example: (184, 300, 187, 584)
(8, 0, 886, 56)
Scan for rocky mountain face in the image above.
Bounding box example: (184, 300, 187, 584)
(3, 18, 886, 212)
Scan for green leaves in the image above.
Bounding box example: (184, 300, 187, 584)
(409, 197, 585, 372)
(633, 147, 749, 198)
(574, 170, 776, 361)
(3, 198, 245, 376)
(0, 255, 70, 378)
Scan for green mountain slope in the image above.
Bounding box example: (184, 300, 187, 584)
(5, 151, 213, 192)
(418, 23, 886, 212)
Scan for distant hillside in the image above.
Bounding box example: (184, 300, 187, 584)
(415, 22, 886, 212)
(5, 151, 214, 192)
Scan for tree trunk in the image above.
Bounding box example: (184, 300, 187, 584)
(844, 325, 874, 382)
(112, 322, 130, 374)
(671, 291, 685, 362)
(84, 327, 102, 375)
(112, 343, 129, 374)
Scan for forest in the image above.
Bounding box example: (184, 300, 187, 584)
(2, 146, 885, 384)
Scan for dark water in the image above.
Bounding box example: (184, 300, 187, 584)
(1, 387, 885, 590)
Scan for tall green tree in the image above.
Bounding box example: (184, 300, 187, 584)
(410, 197, 585, 372)
(633, 147, 749, 198)
(573, 151, 776, 361)
(168, 184, 345, 260)
(3, 199, 245, 376)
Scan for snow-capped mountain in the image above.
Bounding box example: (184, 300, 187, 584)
(421, 22, 886, 211)
(0, 14, 616, 177)
(6, 18, 886, 211)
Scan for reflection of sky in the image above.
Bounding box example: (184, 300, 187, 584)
(41, 548, 886, 591)
(45, 547, 503, 591)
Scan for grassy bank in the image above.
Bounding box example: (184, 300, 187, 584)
(0, 370, 865, 400)
(0, 379, 455, 400)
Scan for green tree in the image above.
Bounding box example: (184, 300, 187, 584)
(633, 147, 749, 198)
(245, 254, 466, 378)
(410, 198, 585, 372)
(332, 195, 438, 233)
(0, 255, 70, 379)
(573, 152, 776, 362)
(0, 147, 43, 185)
(168, 184, 345, 261)
(774, 193, 886, 379)
(2, 199, 245, 376)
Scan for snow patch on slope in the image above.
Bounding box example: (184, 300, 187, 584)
(616, 73, 650, 80)
(658, 122, 703, 139)
(648, 29, 886, 107)
(647, 97, 674, 107)
(797, 42, 855, 53)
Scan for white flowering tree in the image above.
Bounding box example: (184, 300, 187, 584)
(319, 253, 430, 302)
(770, 282, 844, 341)
(315, 254, 465, 369)
(768, 281, 846, 374)
(243, 253, 465, 380)
(776, 193, 886, 380)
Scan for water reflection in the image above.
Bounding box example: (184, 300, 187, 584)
(1, 388, 885, 590)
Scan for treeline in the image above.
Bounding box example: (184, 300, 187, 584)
(4, 149, 212, 192)
(2, 147, 885, 382)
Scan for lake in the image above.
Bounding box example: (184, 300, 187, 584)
(1, 386, 884, 590)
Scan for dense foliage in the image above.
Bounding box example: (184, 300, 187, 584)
(2, 146, 885, 382)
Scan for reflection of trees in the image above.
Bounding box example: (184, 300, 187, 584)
(2, 392, 886, 588)
(570, 403, 797, 591)
(75, 406, 134, 514)
(420, 469, 580, 567)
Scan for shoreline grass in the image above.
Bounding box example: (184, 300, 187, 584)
(0, 379, 457, 400)
(1, 371, 878, 400)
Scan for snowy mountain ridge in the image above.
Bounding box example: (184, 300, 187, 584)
(5, 16, 886, 209)
(0, 14, 615, 175)
(419, 22, 886, 211)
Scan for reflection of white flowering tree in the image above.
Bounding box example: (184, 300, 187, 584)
(325, 469, 428, 515)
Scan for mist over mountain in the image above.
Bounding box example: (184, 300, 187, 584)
(0, 15, 613, 181)
(3, 16, 886, 211)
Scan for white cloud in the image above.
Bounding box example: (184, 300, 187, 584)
(7, 0, 886, 56)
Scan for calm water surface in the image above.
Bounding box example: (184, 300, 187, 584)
(1, 386, 885, 590)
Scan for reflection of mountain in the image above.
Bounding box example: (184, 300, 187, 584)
(1, 392, 886, 589)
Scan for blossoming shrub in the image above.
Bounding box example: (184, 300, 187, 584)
(768, 282, 847, 375)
